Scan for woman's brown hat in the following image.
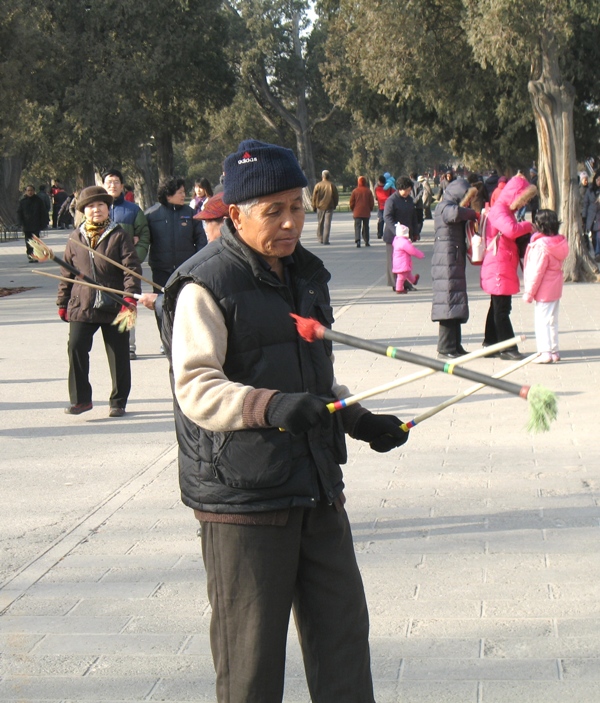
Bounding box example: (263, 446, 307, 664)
(77, 186, 113, 213)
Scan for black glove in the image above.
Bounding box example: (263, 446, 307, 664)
(352, 412, 409, 453)
(266, 392, 332, 435)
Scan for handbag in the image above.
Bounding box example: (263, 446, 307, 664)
(90, 250, 122, 313)
(93, 289, 121, 313)
(466, 211, 486, 265)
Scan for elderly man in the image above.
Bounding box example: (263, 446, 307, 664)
(162, 140, 409, 703)
(311, 168, 339, 244)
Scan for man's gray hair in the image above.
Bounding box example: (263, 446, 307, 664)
(237, 198, 259, 216)
(322, 170, 330, 179)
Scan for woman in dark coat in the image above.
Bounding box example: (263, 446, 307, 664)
(431, 178, 478, 358)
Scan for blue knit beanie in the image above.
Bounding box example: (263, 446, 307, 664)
(223, 139, 308, 205)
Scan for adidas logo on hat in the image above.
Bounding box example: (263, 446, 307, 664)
(238, 152, 258, 164)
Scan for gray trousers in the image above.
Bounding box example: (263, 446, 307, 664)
(316, 209, 334, 243)
(201, 501, 375, 703)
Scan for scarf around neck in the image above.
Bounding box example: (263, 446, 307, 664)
(84, 218, 111, 249)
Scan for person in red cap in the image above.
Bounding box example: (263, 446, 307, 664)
(192, 191, 229, 242)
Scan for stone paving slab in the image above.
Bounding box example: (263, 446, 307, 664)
(2, 215, 600, 701)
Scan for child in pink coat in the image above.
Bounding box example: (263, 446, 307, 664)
(392, 224, 425, 293)
(523, 209, 569, 363)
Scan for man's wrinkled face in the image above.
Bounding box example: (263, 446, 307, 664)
(104, 176, 123, 199)
(230, 188, 305, 264)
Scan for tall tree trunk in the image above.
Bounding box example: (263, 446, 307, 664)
(248, 9, 318, 208)
(292, 10, 316, 192)
(156, 131, 174, 182)
(0, 155, 23, 227)
(132, 145, 156, 210)
(76, 161, 96, 189)
(528, 29, 599, 282)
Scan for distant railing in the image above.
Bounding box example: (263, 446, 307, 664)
(0, 223, 21, 242)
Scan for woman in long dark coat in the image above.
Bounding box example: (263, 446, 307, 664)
(431, 178, 478, 358)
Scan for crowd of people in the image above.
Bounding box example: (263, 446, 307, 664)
(18, 162, 576, 398)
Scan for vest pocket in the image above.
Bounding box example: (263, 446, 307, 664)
(212, 428, 294, 489)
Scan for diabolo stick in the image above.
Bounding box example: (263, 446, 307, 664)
(401, 353, 537, 431)
(326, 335, 524, 413)
(291, 314, 557, 433)
(71, 238, 164, 291)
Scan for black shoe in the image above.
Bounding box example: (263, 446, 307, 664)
(365, 242, 370, 246)
(109, 407, 126, 417)
(404, 282, 416, 292)
(438, 351, 462, 359)
(482, 344, 499, 358)
(65, 402, 93, 415)
(499, 350, 524, 361)
(356, 242, 361, 247)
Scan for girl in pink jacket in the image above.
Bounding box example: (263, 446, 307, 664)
(392, 224, 425, 293)
(480, 174, 537, 360)
(523, 209, 569, 363)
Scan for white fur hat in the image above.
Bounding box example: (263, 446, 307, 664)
(395, 223, 410, 237)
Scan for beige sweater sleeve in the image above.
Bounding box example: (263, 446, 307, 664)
(172, 282, 366, 434)
(172, 283, 255, 431)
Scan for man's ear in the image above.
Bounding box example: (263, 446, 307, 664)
(229, 204, 242, 231)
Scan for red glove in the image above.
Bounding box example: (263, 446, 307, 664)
(121, 296, 137, 312)
(58, 308, 68, 322)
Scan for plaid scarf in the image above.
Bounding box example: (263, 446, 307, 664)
(84, 218, 110, 249)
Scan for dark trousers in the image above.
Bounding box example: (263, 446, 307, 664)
(484, 295, 517, 351)
(354, 217, 370, 245)
(377, 209, 384, 238)
(437, 319, 463, 354)
(201, 502, 375, 703)
(23, 230, 40, 257)
(67, 321, 131, 407)
(151, 269, 172, 335)
(414, 208, 424, 238)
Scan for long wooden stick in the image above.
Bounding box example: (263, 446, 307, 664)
(326, 335, 525, 413)
(29, 236, 135, 311)
(71, 238, 163, 291)
(33, 269, 138, 299)
(292, 314, 532, 401)
(400, 353, 537, 431)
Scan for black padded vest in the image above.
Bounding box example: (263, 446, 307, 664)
(162, 229, 347, 513)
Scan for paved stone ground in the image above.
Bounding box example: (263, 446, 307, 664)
(1, 214, 599, 702)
